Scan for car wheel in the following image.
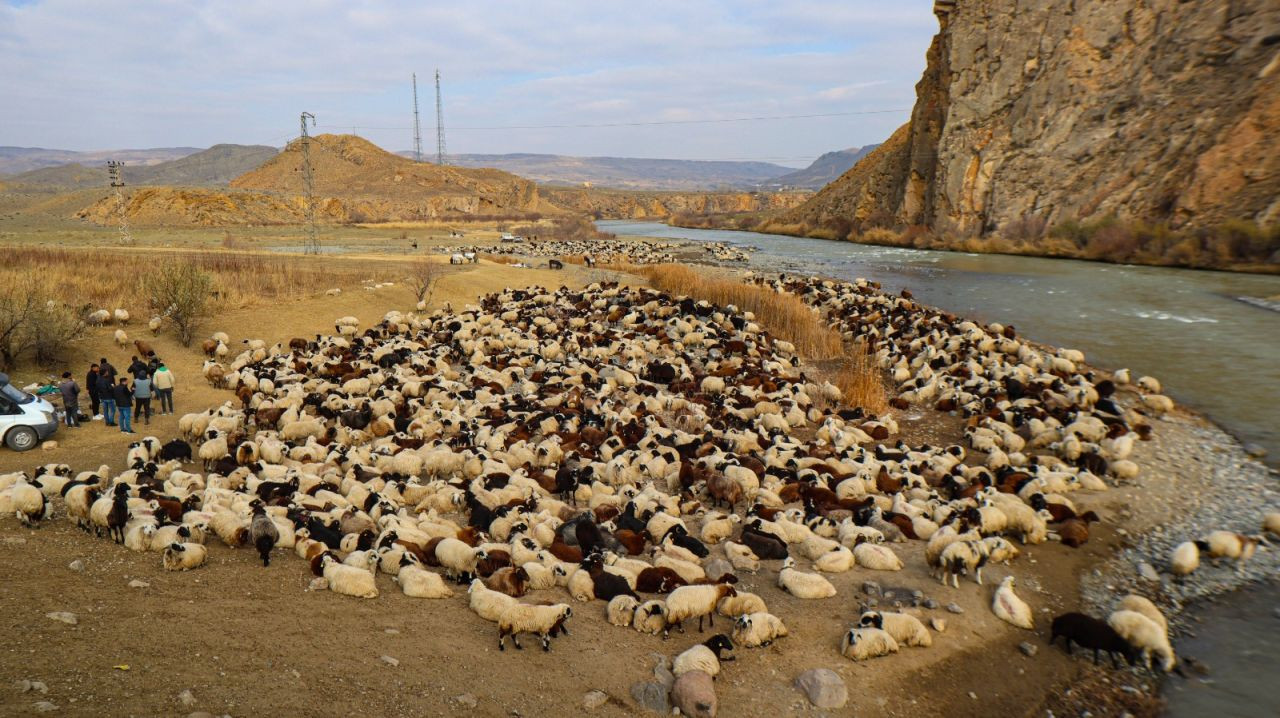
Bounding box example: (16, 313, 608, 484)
(4, 426, 38, 452)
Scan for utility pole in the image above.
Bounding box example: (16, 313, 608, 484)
(412, 73, 423, 163)
(299, 112, 320, 255)
(435, 69, 447, 165)
(106, 160, 133, 245)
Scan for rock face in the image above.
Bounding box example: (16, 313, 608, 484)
(542, 187, 810, 220)
(780, 0, 1280, 234)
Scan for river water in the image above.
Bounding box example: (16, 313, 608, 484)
(601, 220, 1280, 717)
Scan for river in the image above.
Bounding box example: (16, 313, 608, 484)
(601, 220, 1280, 717)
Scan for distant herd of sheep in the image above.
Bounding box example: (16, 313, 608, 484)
(3, 274, 1277, 715)
(438, 239, 681, 265)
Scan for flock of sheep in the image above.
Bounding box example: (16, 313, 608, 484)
(3, 273, 1277, 715)
(437, 239, 681, 265)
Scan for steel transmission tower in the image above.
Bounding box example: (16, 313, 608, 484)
(435, 69, 447, 165)
(412, 73, 423, 163)
(106, 160, 133, 245)
(299, 112, 320, 255)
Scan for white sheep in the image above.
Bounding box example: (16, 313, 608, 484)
(432, 537, 487, 581)
(992, 576, 1033, 629)
(1108, 610, 1176, 672)
(1170, 541, 1199, 576)
(722, 541, 760, 572)
(607, 595, 640, 627)
(840, 626, 899, 661)
(1119, 594, 1168, 636)
(1200, 530, 1261, 567)
(87, 309, 110, 326)
(777, 557, 836, 599)
(469, 578, 518, 621)
(1, 479, 47, 526)
(497, 603, 573, 651)
(114, 329, 129, 347)
(211, 331, 230, 344)
(699, 512, 741, 544)
(731, 611, 788, 648)
(672, 635, 735, 678)
(162, 542, 208, 571)
(566, 568, 595, 602)
(522, 562, 559, 591)
(1265, 512, 1280, 537)
(859, 610, 931, 647)
(114, 308, 130, 325)
(665, 584, 737, 634)
(717, 591, 767, 618)
(320, 554, 379, 598)
(395, 563, 454, 598)
(148, 316, 162, 334)
(632, 600, 668, 636)
(853, 542, 903, 571)
(813, 546, 855, 573)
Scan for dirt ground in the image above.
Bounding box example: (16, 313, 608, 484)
(0, 257, 1169, 717)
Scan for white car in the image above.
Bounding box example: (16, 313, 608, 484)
(0, 373, 58, 451)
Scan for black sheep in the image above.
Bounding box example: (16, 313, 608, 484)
(584, 557, 639, 601)
(158, 439, 193, 463)
(663, 525, 710, 558)
(740, 523, 788, 560)
(1050, 612, 1140, 668)
(249, 502, 279, 567)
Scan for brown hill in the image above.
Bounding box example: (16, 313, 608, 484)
(776, 0, 1280, 237)
(542, 187, 810, 220)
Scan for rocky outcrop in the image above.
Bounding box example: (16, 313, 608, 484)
(543, 188, 810, 219)
(781, 0, 1280, 235)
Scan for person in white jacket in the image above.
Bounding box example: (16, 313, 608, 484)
(152, 361, 175, 415)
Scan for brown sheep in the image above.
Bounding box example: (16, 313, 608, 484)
(1059, 512, 1100, 548)
(483, 566, 530, 597)
(707, 473, 742, 509)
(134, 339, 156, 358)
(636, 566, 688, 594)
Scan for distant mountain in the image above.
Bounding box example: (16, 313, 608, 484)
(3, 145, 278, 190)
(762, 145, 880, 189)
(396, 152, 794, 191)
(0, 146, 201, 175)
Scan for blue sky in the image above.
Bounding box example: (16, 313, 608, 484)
(0, 1, 937, 166)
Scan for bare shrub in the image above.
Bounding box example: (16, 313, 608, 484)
(143, 261, 213, 347)
(406, 260, 444, 306)
(0, 278, 82, 370)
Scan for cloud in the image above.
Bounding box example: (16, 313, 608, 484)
(0, 0, 937, 163)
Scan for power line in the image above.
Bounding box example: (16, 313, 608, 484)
(411, 73, 422, 163)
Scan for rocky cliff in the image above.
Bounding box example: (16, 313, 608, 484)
(543, 187, 810, 219)
(780, 0, 1280, 235)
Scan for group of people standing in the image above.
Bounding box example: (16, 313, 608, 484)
(57, 355, 175, 434)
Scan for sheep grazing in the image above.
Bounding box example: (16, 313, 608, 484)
(114, 329, 129, 347)
(673, 634, 735, 678)
(249, 502, 279, 567)
(840, 626, 899, 661)
(859, 610, 931, 648)
(468, 579, 518, 622)
(113, 308, 130, 325)
(148, 316, 162, 334)
(731, 611, 788, 648)
(1050, 612, 1139, 668)
(319, 554, 378, 599)
(87, 309, 110, 326)
(607, 594, 640, 627)
(1118, 594, 1168, 636)
(777, 557, 836, 599)
(665, 583, 737, 635)
(1197, 530, 1262, 569)
(497, 603, 573, 651)
(162, 542, 208, 571)
(1264, 512, 1280, 538)
(671, 669, 717, 718)
(1107, 610, 1176, 672)
(395, 561, 455, 598)
(992, 576, 1033, 629)
(633, 600, 668, 636)
(1170, 541, 1200, 576)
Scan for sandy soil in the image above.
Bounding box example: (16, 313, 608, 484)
(0, 259, 1181, 718)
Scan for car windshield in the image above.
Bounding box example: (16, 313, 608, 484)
(0, 383, 33, 405)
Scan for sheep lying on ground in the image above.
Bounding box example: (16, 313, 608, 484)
(162, 542, 207, 571)
(777, 557, 835, 598)
(673, 634, 735, 678)
(731, 611, 788, 648)
(859, 610, 931, 647)
(840, 626, 899, 661)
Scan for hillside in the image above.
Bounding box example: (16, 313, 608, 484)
(403, 152, 793, 190)
(77, 135, 551, 226)
(762, 145, 879, 190)
(3, 144, 278, 190)
(0, 146, 200, 175)
(770, 0, 1280, 264)
(542, 187, 810, 219)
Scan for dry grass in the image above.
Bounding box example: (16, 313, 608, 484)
(639, 264, 844, 359)
(480, 253, 521, 265)
(827, 343, 889, 414)
(0, 246, 381, 315)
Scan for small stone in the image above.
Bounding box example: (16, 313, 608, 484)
(1120, 686, 1141, 695)
(930, 618, 947, 632)
(308, 577, 329, 591)
(186, 713, 217, 718)
(862, 581, 881, 596)
(30, 682, 47, 694)
(653, 661, 675, 689)
(924, 598, 939, 609)
(629, 682, 670, 713)
(128, 579, 150, 589)
(866, 597, 878, 608)
(883, 590, 895, 600)
(15, 679, 33, 692)
(968, 691, 978, 700)
(380, 655, 399, 667)
(45, 612, 77, 626)
(912, 589, 924, 600)
(178, 690, 197, 707)
(582, 690, 608, 710)
(1138, 563, 1159, 582)
(384, 628, 400, 635)
(947, 603, 965, 614)
(1243, 443, 1267, 458)
(1019, 641, 1038, 657)
(33, 702, 58, 713)
(794, 668, 848, 709)
(68, 560, 85, 572)
(454, 693, 478, 709)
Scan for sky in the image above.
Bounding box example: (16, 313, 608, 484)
(0, 0, 937, 167)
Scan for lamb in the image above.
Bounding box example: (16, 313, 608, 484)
(722, 541, 760, 572)
(717, 591, 767, 618)
(249, 502, 279, 567)
(320, 554, 379, 599)
(633, 600, 669, 635)
(434, 537, 487, 581)
(699, 512, 741, 545)
(665, 583, 738, 635)
(992, 575, 1033, 629)
(671, 669, 717, 718)
(859, 610, 931, 647)
(1170, 541, 1199, 576)
(469, 578, 518, 622)
(731, 611, 788, 648)
(1050, 612, 1139, 667)
(497, 603, 573, 651)
(395, 561, 455, 598)
(1107, 610, 1176, 672)
(673, 634, 735, 677)
(607, 594, 640, 627)
(162, 542, 208, 571)
(853, 542, 903, 571)
(840, 626, 899, 661)
(777, 557, 836, 598)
